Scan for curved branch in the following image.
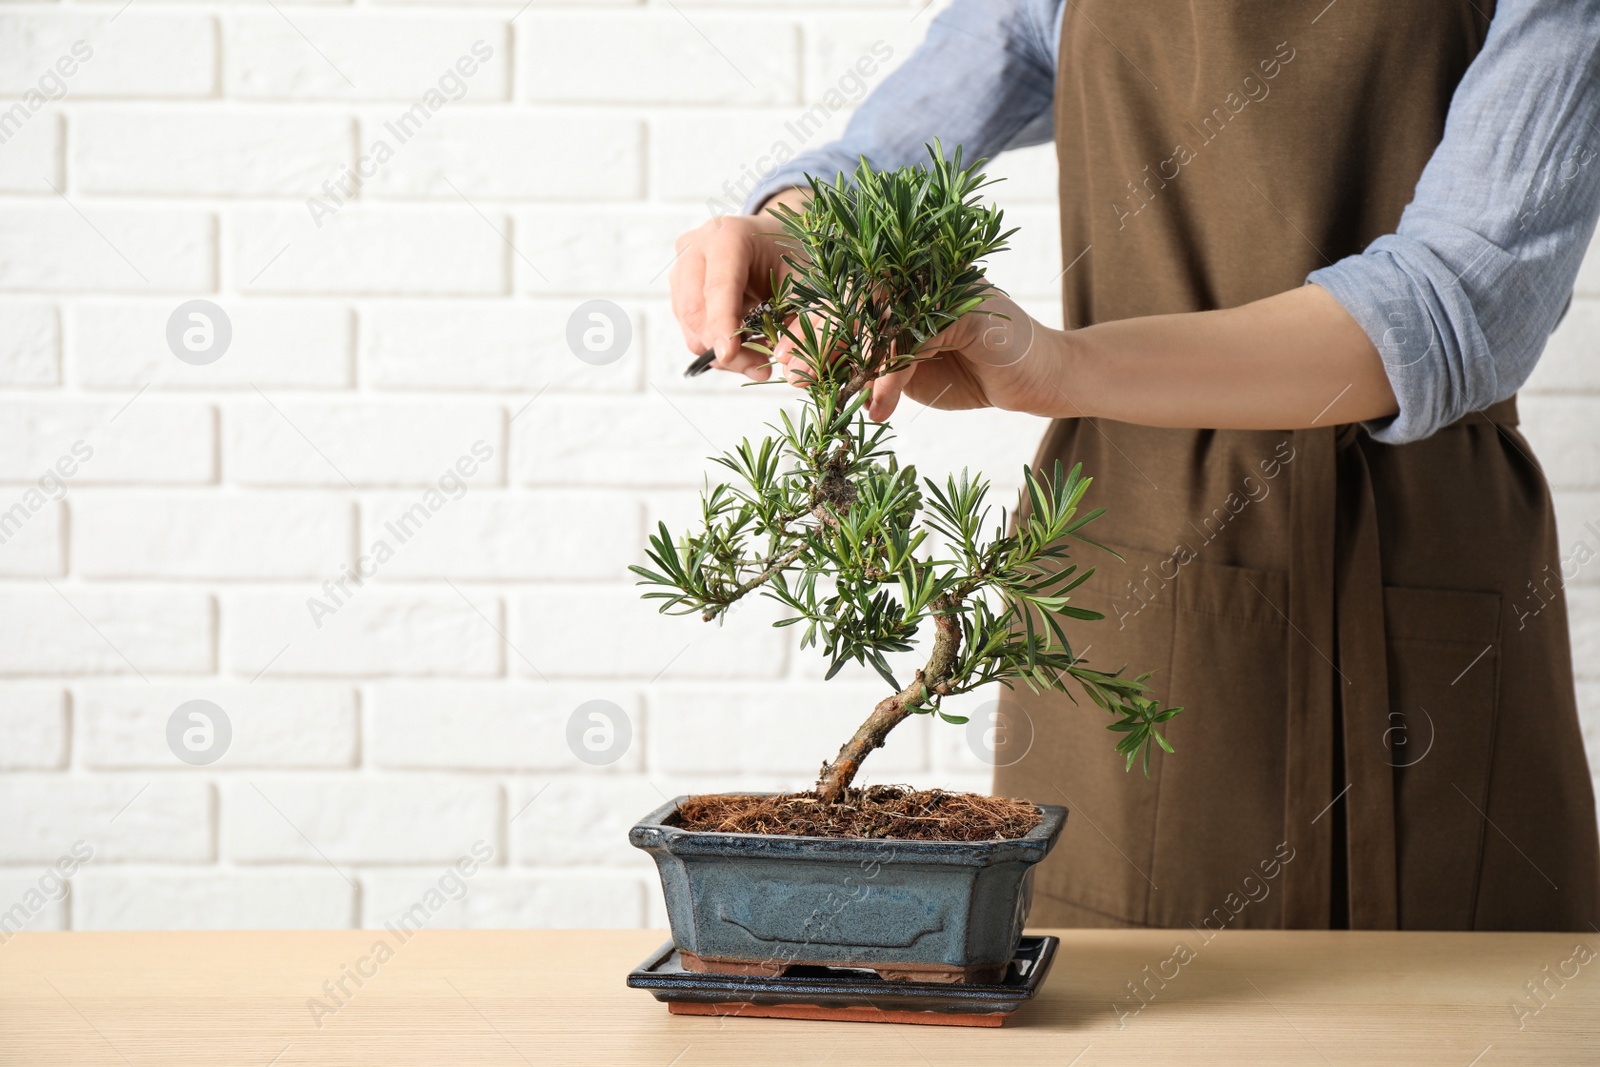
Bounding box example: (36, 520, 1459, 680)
(815, 599, 962, 803)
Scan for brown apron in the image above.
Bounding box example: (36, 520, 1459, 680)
(996, 0, 1600, 931)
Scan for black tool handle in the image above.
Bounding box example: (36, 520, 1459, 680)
(684, 350, 716, 377)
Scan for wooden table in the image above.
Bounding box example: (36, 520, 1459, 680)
(2, 928, 1596, 1065)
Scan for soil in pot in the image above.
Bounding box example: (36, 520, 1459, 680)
(672, 785, 1042, 842)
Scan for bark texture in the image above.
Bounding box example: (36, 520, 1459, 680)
(815, 604, 962, 803)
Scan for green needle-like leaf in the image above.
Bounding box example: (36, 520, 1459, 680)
(630, 143, 1181, 788)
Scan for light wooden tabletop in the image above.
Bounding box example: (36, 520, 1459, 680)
(1, 927, 1595, 1065)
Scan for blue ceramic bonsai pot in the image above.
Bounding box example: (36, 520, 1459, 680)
(629, 795, 1067, 984)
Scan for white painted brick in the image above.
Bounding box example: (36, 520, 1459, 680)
(645, 0, 918, 5)
(360, 492, 637, 581)
(353, 841, 504, 930)
(925, 772, 1000, 799)
(69, 300, 353, 391)
(662, 770, 820, 797)
(361, 871, 644, 930)
(892, 403, 1044, 498)
(0, 401, 214, 485)
(0, 686, 68, 769)
(512, 586, 790, 681)
(377, 0, 639, 6)
(1580, 678, 1599, 748)
(367, 682, 641, 771)
(1571, 587, 1600, 681)
(646, 882, 668, 930)
(0, 14, 216, 98)
(0, 0, 1586, 926)
(983, 142, 1062, 204)
(0, 872, 69, 937)
(1521, 396, 1600, 491)
(508, 777, 681, 869)
(784, 644, 895, 685)
(510, 394, 783, 488)
(73, 870, 355, 930)
(1579, 682, 1600, 785)
(72, 110, 355, 197)
(0, 301, 60, 386)
(74, 493, 351, 580)
(801, 17, 929, 113)
(642, 300, 727, 394)
(234, 208, 507, 296)
(1552, 491, 1600, 585)
(223, 777, 500, 864)
(0, 778, 213, 863)
(225, 16, 507, 101)
(0, 498, 64, 576)
(0, 589, 213, 677)
(225, 401, 502, 487)
(929, 687, 1013, 779)
(982, 203, 1064, 300)
(1576, 233, 1600, 297)
(359, 301, 638, 393)
(1020, 290, 1067, 332)
(0, 208, 214, 293)
(360, 113, 642, 200)
(513, 206, 700, 295)
(650, 109, 838, 207)
(647, 684, 928, 777)
(1528, 300, 1600, 393)
(638, 67, 966, 211)
(223, 590, 503, 679)
(0, 112, 60, 194)
(77, 683, 358, 769)
(520, 14, 798, 105)
(639, 489, 716, 554)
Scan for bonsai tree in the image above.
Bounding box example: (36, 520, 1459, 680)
(634, 146, 1179, 807)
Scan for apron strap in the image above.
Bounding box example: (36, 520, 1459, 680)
(1336, 426, 1399, 929)
(1282, 426, 1339, 927)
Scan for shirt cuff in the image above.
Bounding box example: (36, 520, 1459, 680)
(1306, 235, 1500, 445)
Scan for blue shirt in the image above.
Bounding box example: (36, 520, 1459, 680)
(745, 0, 1600, 444)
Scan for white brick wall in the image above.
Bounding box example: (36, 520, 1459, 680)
(1, 0, 1595, 934)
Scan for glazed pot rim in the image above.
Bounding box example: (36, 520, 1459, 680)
(629, 792, 1067, 863)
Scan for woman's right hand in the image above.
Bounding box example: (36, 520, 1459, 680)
(668, 189, 809, 382)
(773, 290, 1072, 423)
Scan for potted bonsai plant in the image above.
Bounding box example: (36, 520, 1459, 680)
(629, 146, 1179, 986)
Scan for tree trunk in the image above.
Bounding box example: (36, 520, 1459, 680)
(815, 606, 962, 803)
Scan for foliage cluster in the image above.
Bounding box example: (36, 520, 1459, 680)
(633, 146, 1179, 797)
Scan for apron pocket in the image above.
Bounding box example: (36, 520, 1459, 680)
(1146, 552, 1292, 928)
(1382, 584, 1502, 929)
(1009, 540, 1178, 926)
(1013, 540, 1291, 928)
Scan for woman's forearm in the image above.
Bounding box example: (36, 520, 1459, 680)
(1048, 284, 1397, 430)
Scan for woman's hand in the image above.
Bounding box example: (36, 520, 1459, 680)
(670, 194, 1071, 418)
(773, 290, 1070, 422)
(669, 189, 810, 381)
(776, 284, 1396, 431)
(675, 203, 1394, 431)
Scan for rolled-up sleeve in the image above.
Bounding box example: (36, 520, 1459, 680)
(742, 0, 1063, 214)
(1307, 0, 1600, 444)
